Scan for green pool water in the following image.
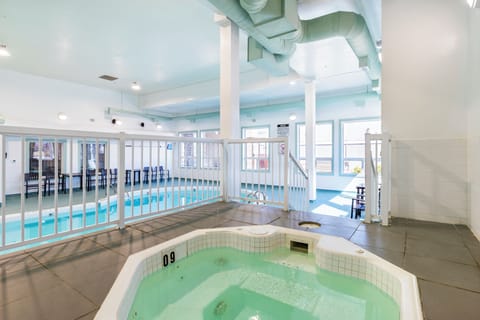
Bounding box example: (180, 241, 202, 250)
(128, 247, 399, 320)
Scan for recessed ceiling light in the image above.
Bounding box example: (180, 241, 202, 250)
(156, 124, 162, 129)
(289, 80, 296, 85)
(57, 112, 67, 120)
(0, 44, 11, 57)
(131, 82, 141, 91)
(289, 113, 297, 121)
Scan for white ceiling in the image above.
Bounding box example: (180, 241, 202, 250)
(0, 0, 381, 117)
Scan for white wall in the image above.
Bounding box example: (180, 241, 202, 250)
(0, 70, 178, 195)
(0, 69, 176, 133)
(174, 92, 381, 192)
(383, 0, 470, 224)
(467, 8, 480, 238)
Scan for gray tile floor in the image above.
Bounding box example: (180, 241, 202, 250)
(1, 202, 479, 320)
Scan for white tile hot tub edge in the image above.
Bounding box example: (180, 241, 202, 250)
(94, 225, 423, 320)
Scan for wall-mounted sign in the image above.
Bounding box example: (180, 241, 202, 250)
(277, 123, 289, 137)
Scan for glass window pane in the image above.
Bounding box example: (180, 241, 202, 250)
(343, 160, 363, 174)
(344, 144, 365, 158)
(299, 146, 306, 158)
(316, 159, 332, 173)
(343, 120, 380, 143)
(242, 127, 270, 170)
(315, 145, 332, 158)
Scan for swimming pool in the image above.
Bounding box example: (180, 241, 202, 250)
(96, 226, 423, 320)
(0, 188, 219, 247)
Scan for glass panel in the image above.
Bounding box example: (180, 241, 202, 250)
(315, 145, 332, 158)
(299, 146, 306, 158)
(242, 127, 269, 170)
(343, 120, 381, 143)
(344, 144, 364, 158)
(316, 159, 332, 173)
(179, 131, 197, 168)
(343, 160, 363, 174)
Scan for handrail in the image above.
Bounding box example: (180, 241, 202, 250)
(370, 155, 378, 180)
(364, 132, 391, 226)
(289, 152, 308, 179)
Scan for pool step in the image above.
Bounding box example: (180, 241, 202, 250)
(157, 268, 366, 319)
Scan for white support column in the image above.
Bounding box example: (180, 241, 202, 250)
(216, 14, 240, 139)
(305, 80, 317, 201)
(215, 14, 240, 201)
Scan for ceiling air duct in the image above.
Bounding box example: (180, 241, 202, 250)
(207, 0, 381, 80)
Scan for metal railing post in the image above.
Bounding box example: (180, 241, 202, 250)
(117, 132, 126, 229)
(380, 133, 391, 226)
(283, 138, 289, 211)
(222, 140, 228, 201)
(364, 133, 373, 223)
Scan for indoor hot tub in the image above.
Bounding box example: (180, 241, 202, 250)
(95, 226, 423, 320)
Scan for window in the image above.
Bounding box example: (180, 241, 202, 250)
(341, 119, 381, 175)
(241, 126, 269, 170)
(80, 142, 106, 170)
(296, 122, 333, 174)
(179, 131, 197, 168)
(29, 141, 63, 174)
(200, 129, 220, 169)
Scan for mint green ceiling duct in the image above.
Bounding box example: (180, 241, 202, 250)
(298, 11, 380, 81)
(208, 0, 380, 80)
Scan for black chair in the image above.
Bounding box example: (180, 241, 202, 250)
(109, 168, 118, 185)
(150, 166, 158, 182)
(350, 186, 366, 219)
(143, 166, 150, 184)
(159, 166, 170, 182)
(86, 169, 106, 191)
(44, 168, 65, 195)
(24, 172, 46, 198)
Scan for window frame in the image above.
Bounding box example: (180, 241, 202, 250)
(178, 130, 198, 169)
(339, 117, 381, 176)
(199, 129, 220, 169)
(241, 125, 271, 172)
(295, 120, 334, 176)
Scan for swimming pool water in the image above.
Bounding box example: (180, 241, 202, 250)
(1, 189, 218, 246)
(128, 247, 399, 320)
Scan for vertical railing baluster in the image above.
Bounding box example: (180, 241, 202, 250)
(140, 140, 144, 216)
(82, 139, 87, 229)
(106, 140, 111, 224)
(117, 133, 126, 229)
(1, 135, 6, 247)
(20, 136, 25, 242)
(54, 138, 58, 235)
(94, 138, 99, 226)
(69, 138, 73, 232)
(38, 137, 43, 238)
(283, 138, 289, 211)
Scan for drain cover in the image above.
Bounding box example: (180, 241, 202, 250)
(298, 221, 321, 229)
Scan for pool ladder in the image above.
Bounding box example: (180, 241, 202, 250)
(246, 190, 267, 205)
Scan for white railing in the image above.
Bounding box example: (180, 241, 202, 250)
(0, 127, 308, 252)
(0, 127, 223, 252)
(223, 138, 308, 211)
(364, 132, 391, 226)
(288, 152, 309, 212)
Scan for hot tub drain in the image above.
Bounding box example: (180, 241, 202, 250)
(214, 257, 227, 266)
(214, 301, 227, 316)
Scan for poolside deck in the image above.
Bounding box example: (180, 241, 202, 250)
(1, 202, 479, 320)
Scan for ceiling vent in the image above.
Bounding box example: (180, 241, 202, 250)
(99, 75, 118, 81)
